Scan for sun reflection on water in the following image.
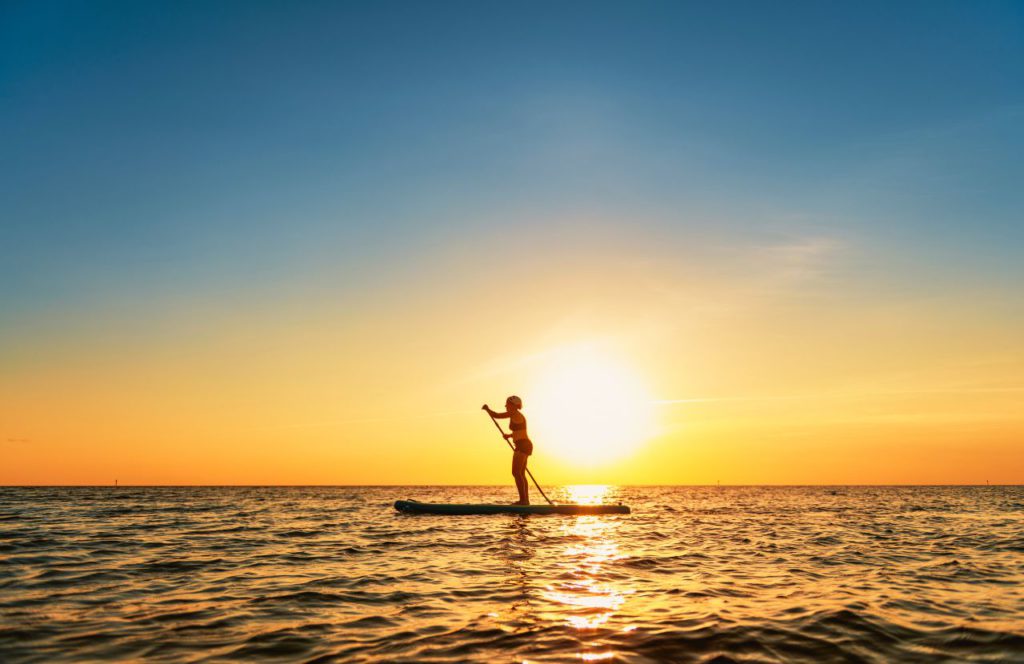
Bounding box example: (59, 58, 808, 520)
(565, 484, 611, 505)
(540, 484, 632, 642)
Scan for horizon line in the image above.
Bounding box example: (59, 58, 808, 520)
(1, 483, 1018, 488)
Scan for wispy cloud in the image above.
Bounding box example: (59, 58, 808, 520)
(655, 385, 1024, 405)
(758, 236, 842, 284)
(246, 409, 477, 432)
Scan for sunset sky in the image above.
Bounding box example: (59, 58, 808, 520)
(2, 2, 1023, 485)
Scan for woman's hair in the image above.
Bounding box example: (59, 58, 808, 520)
(506, 395, 523, 409)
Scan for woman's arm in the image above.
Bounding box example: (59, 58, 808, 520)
(482, 405, 511, 419)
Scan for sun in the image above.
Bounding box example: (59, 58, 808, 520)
(525, 345, 656, 466)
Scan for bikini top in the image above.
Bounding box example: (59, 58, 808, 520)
(509, 414, 528, 440)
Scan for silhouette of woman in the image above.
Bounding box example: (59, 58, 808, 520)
(483, 396, 533, 505)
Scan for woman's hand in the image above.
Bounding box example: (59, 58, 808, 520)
(503, 433, 513, 441)
(482, 404, 492, 414)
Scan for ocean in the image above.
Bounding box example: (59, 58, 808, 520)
(1, 485, 1021, 662)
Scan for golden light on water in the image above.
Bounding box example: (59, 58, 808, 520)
(527, 346, 656, 467)
(541, 484, 632, 643)
(565, 484, 612, 505)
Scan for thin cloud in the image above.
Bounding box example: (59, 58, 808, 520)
(760, 236, 842, 283)
(251, 408, 478, 432)
(655, 385, 1024, 405)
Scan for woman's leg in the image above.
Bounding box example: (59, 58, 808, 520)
(512, 452, 529, 504)
(510, 454, 520, 502)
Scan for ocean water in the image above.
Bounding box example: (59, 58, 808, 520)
(0, 486, 1022, 663)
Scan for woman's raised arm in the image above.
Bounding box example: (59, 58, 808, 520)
(482, 405, 511, 419)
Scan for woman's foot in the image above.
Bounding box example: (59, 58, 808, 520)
(512, 500, 530, 506)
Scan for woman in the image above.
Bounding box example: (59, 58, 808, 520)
(483, 396, 533, 505)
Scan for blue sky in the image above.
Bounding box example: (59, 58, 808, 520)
(3, 0, 1023, 324)
(3, 2, 1024, 485)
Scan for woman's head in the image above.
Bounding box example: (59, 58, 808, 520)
(505, 395, 523, 411)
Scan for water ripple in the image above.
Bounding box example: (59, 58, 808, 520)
(0, 486, 1021, 662)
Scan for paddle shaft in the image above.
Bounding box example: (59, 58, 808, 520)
(487, 412, 554, 505)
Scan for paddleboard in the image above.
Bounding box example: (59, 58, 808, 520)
(394, 499, 630, 515)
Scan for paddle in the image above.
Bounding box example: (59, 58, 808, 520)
(486, 411, 555, 506)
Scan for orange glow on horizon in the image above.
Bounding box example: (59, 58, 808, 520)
(2, 232, 1022, 486)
